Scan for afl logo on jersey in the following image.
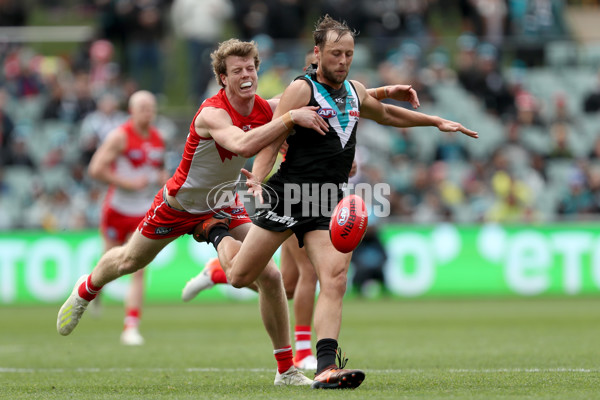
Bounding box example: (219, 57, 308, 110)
(318, 108, 337, 118)
(337, 207, 349, 226)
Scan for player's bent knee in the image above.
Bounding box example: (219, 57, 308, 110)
(261, 266, 281, 282)
(229, 276, 248, 289)
(283, 277, 297, 299)
(284, 285, 295, 300)
(229, 271, 252, 289)
(252, 267, 283, 293)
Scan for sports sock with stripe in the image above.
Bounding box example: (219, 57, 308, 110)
(274, 345, 294, 373)
(78, 274, 103, 301)
(124, 308, 141, 330)
(294, 325, 313, 361)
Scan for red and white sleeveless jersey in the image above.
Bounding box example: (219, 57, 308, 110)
(105, 120, 165, 216)
(166, 89, 273, 213)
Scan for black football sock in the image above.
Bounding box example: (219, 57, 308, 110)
(315, 338, 338, 374)
(207, 226, 232, 250)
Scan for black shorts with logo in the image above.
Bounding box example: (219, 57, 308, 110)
(252, 176, 344, 247)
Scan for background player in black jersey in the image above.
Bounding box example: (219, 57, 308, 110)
(194, 16, 477, 388)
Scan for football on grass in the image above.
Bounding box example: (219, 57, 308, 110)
(329, 194, 368, 253)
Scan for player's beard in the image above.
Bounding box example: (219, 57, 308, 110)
(321, 64, 348, 85)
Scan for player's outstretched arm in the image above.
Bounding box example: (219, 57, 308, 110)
(356, 80, 478, 139)
(383, 105, 478, 138)
(196, 102, 328, 158)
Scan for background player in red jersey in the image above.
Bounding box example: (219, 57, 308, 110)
(88, 90, 167, 345)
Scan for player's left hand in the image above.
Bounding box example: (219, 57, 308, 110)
(241, 168, 263, 204)
(437, 118, 478, 139)
(386, 85, 420, 109)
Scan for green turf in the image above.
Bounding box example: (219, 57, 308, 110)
(1, 298, 599, 399)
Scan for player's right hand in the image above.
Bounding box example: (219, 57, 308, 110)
(289, 106, 329, 136)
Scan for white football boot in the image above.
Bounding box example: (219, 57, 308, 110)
(294, 354, 318, 370)
(181, 258, 220, 302)
(274, 366, 313, 386)
(57, 275, 90, 336)
(120, 327, 145, 346)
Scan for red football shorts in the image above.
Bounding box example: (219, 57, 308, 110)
(137, 188, 251, 240)
(100, 207, 144, 244)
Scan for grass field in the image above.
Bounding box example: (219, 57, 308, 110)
(1, 298, 599, 399)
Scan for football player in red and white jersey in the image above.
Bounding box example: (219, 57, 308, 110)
(57, 38, 329, 386)
(88, 90, 167, 346)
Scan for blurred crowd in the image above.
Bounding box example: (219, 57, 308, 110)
(1, 0, 600, 232)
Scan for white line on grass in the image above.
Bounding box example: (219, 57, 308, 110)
(0, 367, 598, 374)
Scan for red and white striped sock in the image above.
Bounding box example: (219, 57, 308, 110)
(274, 345, 294, 373)
(77, 274, 102, 301)
(124, 308, 141, 330)
(294, 325, 313, 361)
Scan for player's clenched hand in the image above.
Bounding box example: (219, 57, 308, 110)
(436, 118, 478, 139)
(289, 106, 329, 135)
(386, 85, 420, 109)
(241, 168, 263, 204)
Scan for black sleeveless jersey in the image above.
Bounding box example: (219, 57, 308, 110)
(271, 67, 360, 186)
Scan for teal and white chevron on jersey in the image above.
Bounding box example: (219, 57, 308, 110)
(272, 71, 359, 186)
(308, 79, 359, 148)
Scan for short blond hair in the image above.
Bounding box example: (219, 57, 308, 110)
(211, 39, 261, 88)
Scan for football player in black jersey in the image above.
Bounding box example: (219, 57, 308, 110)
(201, 15, 477, 389)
